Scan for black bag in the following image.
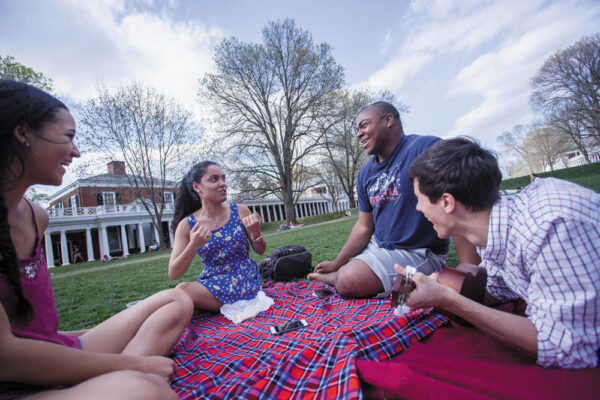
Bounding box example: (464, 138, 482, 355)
(258, 245, 312, 282)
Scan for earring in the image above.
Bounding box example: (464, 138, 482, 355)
(24, 140, 31, 148)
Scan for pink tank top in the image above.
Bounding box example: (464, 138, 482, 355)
(0, 200, 81, 350)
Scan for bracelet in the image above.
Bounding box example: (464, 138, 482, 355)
(253, 235, 263, 242)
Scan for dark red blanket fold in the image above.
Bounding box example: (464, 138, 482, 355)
(170, 281, 448, 399)
(358, 310, 600, 400)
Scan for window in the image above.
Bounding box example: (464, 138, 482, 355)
(102, 192, 116, 211)
(102, 192, 116, 206)
(162, 191, 174, 204)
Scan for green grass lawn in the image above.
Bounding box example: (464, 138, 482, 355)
(53, 216, 458, 330)
(500, 162, 600, 192)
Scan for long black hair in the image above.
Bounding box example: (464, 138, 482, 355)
(171, 161, 219, 233)
(0, 79, 68, 322)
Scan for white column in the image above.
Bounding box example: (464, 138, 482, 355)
(168, 222, 174, 248)
(45, 232, 55, 268)
(153, 224, 160, 243)
(60, 231, 70, 266)
(120, 224, 129, 257)
(278, 205, 283, 221)
(266, 206, 272, 222)
(258, 206, 265, 222)
(85, 228, 95, 261)
(138, 223, 146, 253)
(99, 225, 110, 258)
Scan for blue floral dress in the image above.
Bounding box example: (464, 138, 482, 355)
(187, 204, 262, 303)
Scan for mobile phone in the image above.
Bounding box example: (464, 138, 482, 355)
(269, 319, 308, 335)
(313, 288, 335, 299)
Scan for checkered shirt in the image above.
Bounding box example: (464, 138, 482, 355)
(477, 178, 600, 368)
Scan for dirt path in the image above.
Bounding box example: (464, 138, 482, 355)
(51, 217, 354, 280)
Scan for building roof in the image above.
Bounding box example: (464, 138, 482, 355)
(48, 173, 179, 202)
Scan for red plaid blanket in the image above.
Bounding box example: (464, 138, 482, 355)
(170, 281, 448, 399)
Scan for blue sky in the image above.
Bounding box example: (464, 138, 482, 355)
(1, 0, 599, 159)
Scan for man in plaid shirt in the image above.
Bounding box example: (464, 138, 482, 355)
(401, 136, 599, 369)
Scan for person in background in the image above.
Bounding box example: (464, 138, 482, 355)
(148, 241, 160, 253)
(0, 80, 193, 399)
(530, 173, 539, 183)
(401, 136, 600, 368)
(168, 161, 266, 311)
(71, 244, 84, 263)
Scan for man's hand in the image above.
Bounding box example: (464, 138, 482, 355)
(394, 264, 451, 309)
(314, 260, 341, 274)
(242, 212, 262, 238)
(137, 356, 176, 381)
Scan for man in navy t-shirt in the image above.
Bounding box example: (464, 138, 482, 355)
(308, 101, 458, 297)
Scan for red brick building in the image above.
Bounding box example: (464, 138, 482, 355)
(45, 161, 178, 266)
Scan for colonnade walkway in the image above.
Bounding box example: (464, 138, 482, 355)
(50, 216, 354, 280)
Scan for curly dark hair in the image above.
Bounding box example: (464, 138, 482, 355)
(0, 79, 67, 322)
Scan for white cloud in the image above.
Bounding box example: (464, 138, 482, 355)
(359, 0, 600, 149)
(16, 0, 224, 111)
(446, 0, 600, 140)
(379, 30, 392, 55)
(365, 54, 432, 91)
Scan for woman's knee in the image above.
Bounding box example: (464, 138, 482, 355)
(168, 286, 194, 321)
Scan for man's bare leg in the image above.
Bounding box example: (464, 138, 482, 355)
(309, 259, 384, 298)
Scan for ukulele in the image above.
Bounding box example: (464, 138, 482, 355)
(391, 263, 487, 325)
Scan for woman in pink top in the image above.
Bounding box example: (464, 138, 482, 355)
(0, 80, 193, 399)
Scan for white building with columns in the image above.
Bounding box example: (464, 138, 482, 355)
(44, 162, 352, 268)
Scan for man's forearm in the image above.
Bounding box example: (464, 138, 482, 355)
(444, 289, 538, 358)
(334, 222, 372, 265)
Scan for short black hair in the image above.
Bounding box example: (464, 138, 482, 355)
(409, 137, 502, 211)
(367, 101, 400, 120)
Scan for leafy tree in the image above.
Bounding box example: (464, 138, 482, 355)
(77, 82, 200, 250)
(0, 55, 53, 92)
(530, 33, 600, 148)
(201, 19, 344, 225)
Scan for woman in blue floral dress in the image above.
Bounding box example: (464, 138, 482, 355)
(169, 161, 266, 311)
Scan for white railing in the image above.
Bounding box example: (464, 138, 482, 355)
(47, 203, 174, 218)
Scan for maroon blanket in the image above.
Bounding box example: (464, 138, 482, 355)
(358, 305, 600, 399)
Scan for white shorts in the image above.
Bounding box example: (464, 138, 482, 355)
(352, 237, 445, 297)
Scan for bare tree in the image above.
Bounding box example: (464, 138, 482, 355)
(530, 33, 600, 147)
(77, 82, 200, 250)
(313, 160, 343, 212)
(200, 19, 344, 225)
(497, 125, 543, 173)
(546, 105, 592, 164)
(524, 125, 570, 171)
